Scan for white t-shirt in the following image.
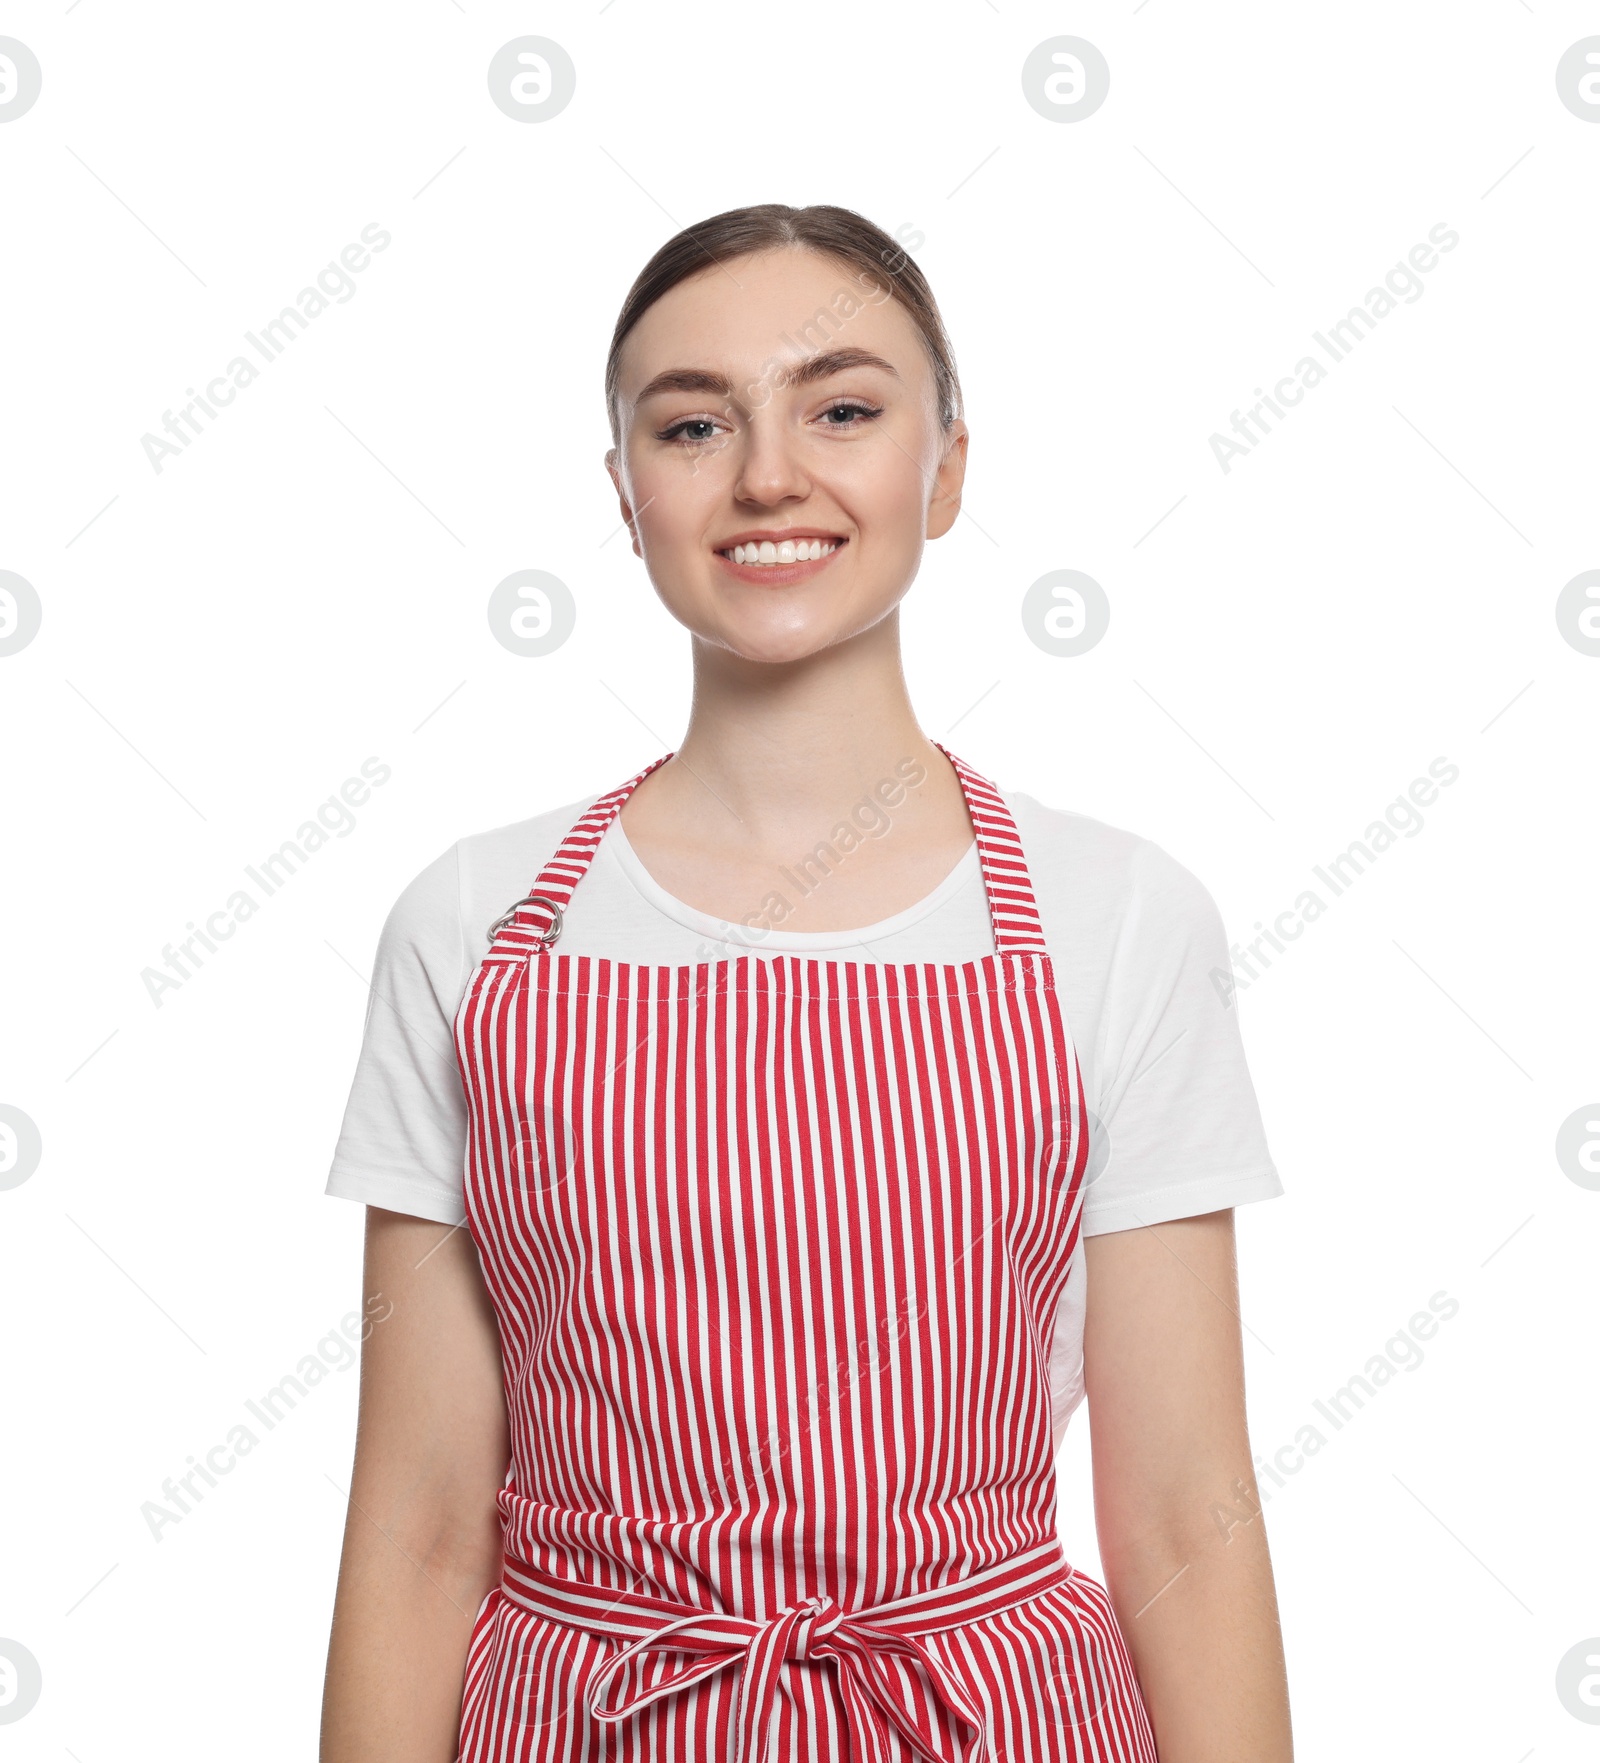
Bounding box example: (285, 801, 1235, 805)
(324, 781, 1283, 1455)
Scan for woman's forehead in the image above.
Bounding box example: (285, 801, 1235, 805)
(616, 258, 922, 404)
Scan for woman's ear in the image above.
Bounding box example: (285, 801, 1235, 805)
(603, 451, 642, 556)
(927, 421, 969, 541)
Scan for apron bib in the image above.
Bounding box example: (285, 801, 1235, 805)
(451, 744, 1158, 1761)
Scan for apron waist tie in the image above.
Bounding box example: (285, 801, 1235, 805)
(498, 1538, 1076, 1762)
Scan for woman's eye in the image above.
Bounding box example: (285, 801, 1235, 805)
(821, 401, 883, 427)
(659, 418, 722, 445)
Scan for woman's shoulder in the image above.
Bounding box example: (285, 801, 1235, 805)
(375, 786, 608, 962)
(997, 784, 1231, 954)
(454, 786, 609, 874)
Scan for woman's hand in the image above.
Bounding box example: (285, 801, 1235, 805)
(1083, 1209, 1294, 1762)
(320, 1208, 510, 1763)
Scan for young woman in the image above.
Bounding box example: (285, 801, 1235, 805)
(320, 205, 1294, 1762)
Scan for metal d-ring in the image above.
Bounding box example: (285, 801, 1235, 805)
(486, 891, 564, 950)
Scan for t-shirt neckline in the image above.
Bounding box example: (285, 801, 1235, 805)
(599, 819, 982, 952)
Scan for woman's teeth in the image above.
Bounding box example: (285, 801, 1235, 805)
(719, 538, 841, 566)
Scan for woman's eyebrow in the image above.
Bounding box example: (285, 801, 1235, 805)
(635, 347, 902, 405)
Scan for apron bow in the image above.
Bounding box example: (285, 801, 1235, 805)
(583, 1590, 991, 1762)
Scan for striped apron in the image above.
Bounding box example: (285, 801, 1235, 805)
(451, 745, 1159, 1762)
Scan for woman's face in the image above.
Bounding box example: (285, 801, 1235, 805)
(606, 246, 968, 664)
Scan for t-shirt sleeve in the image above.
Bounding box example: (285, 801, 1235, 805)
(323, 843, 473, 1226)
(1080, 836, 1282, 1235)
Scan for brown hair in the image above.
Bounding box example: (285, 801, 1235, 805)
(604, 204, 962, 451)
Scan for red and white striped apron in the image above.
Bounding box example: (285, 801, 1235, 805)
(451, 745, 1159, 1762)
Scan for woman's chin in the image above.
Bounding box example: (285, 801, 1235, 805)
(695, 614, 868, 668)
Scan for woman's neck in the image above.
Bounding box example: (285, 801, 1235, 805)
(615, 637, 979, 934)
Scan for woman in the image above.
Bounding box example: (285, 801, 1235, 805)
(320, 204, 1294, 1761)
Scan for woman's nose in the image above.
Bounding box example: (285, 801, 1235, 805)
(729, 425, 812, 503)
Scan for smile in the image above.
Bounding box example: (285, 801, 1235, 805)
(716, 537, 845, 567)
(713, 536, 849, 586)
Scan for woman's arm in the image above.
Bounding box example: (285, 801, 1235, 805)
(321, 1207, 510, 1763)
(1082, 1209, 1293, 1762)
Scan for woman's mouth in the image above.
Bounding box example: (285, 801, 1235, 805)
(713, 536, 847, 584)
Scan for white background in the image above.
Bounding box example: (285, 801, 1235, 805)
(2, 3, 1597, 1757)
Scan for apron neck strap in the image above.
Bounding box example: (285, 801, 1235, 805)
(489, 745, 1045, 959)
(931, 742, 1048, 957)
